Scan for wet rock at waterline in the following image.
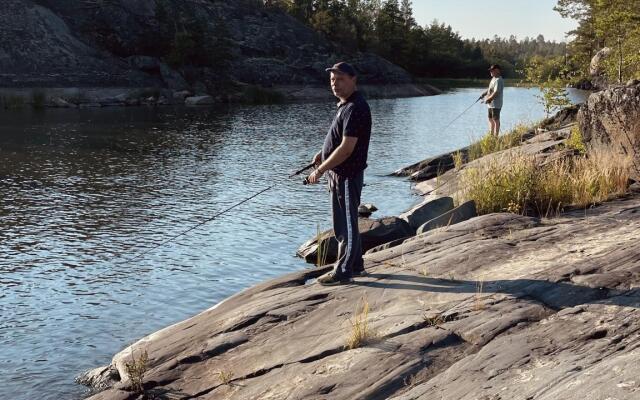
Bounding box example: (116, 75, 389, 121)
(185, 95, 215, 106)
(358, 203, 378, 217)
(297, 217, 414, 265)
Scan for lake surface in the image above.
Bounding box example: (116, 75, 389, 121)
(0, 87, 588, 399)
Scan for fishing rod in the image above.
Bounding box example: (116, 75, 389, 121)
(439, 94, 484, 134)
(122, 161, 316, 264)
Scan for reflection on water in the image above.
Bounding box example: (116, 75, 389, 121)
(0, 87, 588, 399)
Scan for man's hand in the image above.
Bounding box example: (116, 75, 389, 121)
(312, 152, 322, 167)
(307, 168, 324, 184)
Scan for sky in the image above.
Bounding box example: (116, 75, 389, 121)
(412, 0, 579, 42)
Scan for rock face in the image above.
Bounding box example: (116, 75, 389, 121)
(0, 0, 415, 93)
(416, 200, 477, 234)
(83, 196, 640, 400)
(578, 83, 640, 179)
(297, 217, 415, 265)
(399, 196, 455, 230)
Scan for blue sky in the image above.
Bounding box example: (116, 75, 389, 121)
(412, 0, 578, 42)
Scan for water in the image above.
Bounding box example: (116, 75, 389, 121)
(0, 87, 587, 399)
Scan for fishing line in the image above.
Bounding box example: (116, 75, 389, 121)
(121, 162, 315, 263)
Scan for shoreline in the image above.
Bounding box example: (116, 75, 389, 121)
(0, 83, 441, 110)
(78, 91, 640, 398)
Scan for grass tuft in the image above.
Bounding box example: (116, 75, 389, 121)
(467, 123, 532, 162)
(217, 369, 234, 385)
(345, 296, 376, 350)
(459, 145, 630, 216)
(316, 223, 329, 267)
(124, 349, 149, 394)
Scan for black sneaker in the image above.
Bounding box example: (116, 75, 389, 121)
(317, 272, 353, 286)
(352, 269, 368, 277)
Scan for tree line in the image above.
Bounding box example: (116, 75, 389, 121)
(554, 0, 640, 83)
(263, 0, 566, 78)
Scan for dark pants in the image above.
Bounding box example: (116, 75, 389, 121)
(328, 171, 364, 278)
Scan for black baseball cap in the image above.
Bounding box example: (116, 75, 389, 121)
(326, 62, 357, 76)
(488, 64, 502, 71)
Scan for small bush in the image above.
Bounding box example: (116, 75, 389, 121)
(566, 125, 586, 154)
(124, 349, 149, 394)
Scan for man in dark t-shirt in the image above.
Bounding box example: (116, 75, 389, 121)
(307, 62, 372, 286)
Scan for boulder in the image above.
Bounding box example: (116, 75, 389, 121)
(590, 47, 612, 77)
(416, 200, 477, 235)
(159, 62, 189, 91)
(578, 84, 640, 179)
(173, 90, 192, 101)
(297, 217, 415, 265)
(358, 203, 378, 217)
(393, 152, 457, 177)
(49, 97, 73, 108)
(185, 95, 215, 106)
(399, 196, 455, 230)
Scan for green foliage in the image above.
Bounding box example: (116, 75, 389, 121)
(271, 0, 565, 79)
(467, 123, 531, 162)
(566, 125, 586, 153)
(156, 0, 232, 70)
(522, 55, 572, 117)
(554, 0, 640, 82)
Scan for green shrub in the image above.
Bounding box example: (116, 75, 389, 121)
(566, 125, 586, 154)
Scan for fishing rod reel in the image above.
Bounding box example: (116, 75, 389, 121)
(288, 161, 315, 185)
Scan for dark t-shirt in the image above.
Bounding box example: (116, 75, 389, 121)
(321, 91, 372, 178)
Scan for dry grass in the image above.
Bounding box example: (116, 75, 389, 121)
(452, 150, 464, 171)
(345, 296, 377, 350)
(316, 223, 329, 267)
(423, 313, 448, 326)
(467, 123, 533, 162)
(124, 349, 149, 394)
(459, 145, 631, 216)
(217, 369, 234, 385)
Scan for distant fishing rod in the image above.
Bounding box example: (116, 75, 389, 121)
(122, 161, 316, 263)
(439, 94, 484, 134)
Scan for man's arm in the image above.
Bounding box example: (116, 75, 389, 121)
(307, 136, 358, 184)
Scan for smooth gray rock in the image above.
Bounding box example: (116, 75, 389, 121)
(416, 200, 477, 234)
(400, 196, 454, 230)
(185, 95, 214, 106)
(358, 203, 377, 217)
(83, 197, 640, 400)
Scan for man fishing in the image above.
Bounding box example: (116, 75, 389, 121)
(481, 64, 504, 136)
(307, 62, 372, 286)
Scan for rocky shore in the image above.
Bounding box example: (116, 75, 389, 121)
(78, 84, 640, 399)
(0, 1, 438, 109)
